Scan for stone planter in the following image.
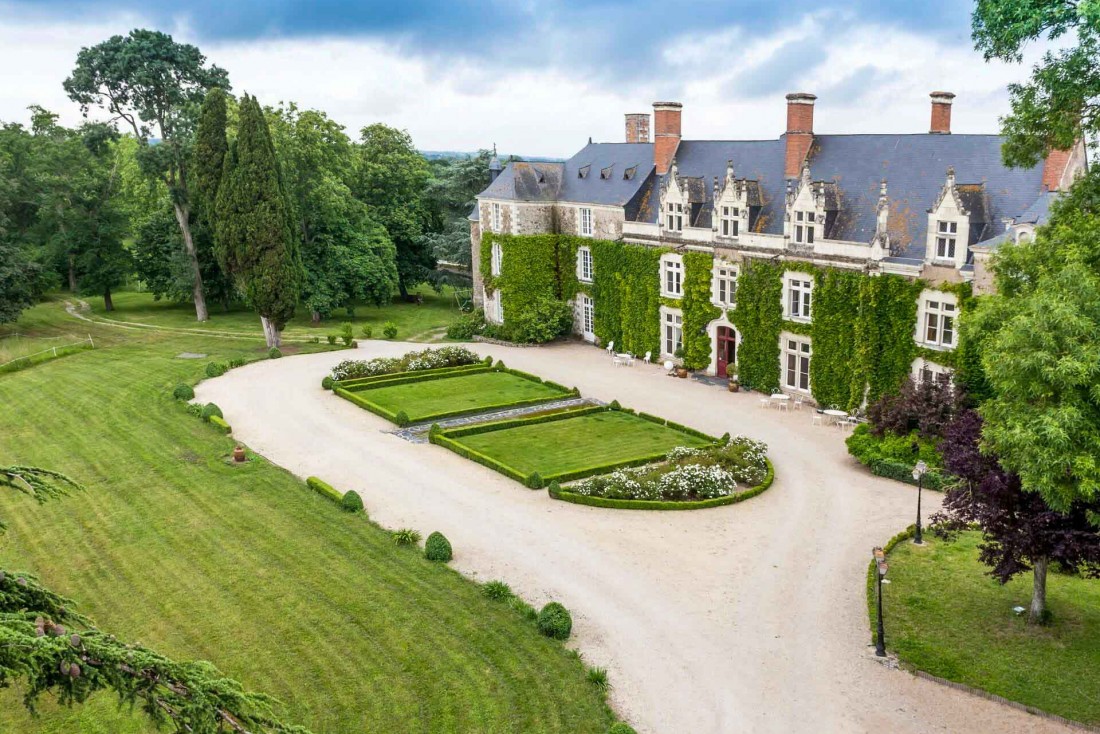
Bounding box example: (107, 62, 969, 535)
(232, 446, 247, 463)
(728, 380, 740, 392)
(676, 367, 689, 379)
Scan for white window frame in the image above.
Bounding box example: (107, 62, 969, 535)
(785, 273, 813, 322)
(491, 202, 503, 232)
(580, 294, 595, 341)
(492, 295, 504, 324)
(712, 262, 738, 308)
(793, 210, 816, 245)
(916, 290, 958, 349)
(935, 220, 957, 262)
(719, 206, 740, 238)
(490, 241, 503, 277)
(665, 201, 683, 232)
(579, 206, 594, 237)
(576, 246, 593, 283)
(661, 307, 683, 358)
(782, 334, 812, 393)
(661, 254, 683, 298)
(912, 358, 953, 388)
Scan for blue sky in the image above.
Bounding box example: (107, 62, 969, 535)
(0, 1, 1046, 156)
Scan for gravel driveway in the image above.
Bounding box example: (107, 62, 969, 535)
(198, 340, 1073, 734)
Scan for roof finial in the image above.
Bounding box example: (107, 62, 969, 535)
(727, 159, 734, 181)
(880, 178, 888, 198)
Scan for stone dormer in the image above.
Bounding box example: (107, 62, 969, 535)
(713, 160, 763, 239)
(784, 163, 839, 246)
(660, 159, 709, 232)
(869, 179, 890, 260)
(925, 167, 988, 269)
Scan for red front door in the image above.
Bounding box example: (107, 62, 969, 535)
(716, 327, 737, 378)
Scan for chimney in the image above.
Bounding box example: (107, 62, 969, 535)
(653, 102, 682, 176)
(930, 91, 955, 134)
(784, 92, 816, 178)
(625, 113, 650, 143)
(1042, 148, 1072, 191)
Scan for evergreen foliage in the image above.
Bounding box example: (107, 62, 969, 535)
(340, 490, 364, 513)
(192, 87, 228, 229)
(215, 95, 302, 347)
(679, 252, 722, 370)
(590, 239, 663, 356)
(536, 602, 572, 640)
(172, 383, 195, 401)
(424, 531, 453, 562)
(728, 260, 784, 393)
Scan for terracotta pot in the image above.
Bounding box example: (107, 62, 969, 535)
(728, 381, 740, 392)
(676, 368, 688, 379)
(232, 446, 246, 463)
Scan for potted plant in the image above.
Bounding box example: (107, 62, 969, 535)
(232, 445, 246, 463)
(728, 367, 740, 392)
(673, 348, 688, 378)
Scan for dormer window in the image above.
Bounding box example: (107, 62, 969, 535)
(623, 165, 637, 181)
(666, 202, 683, 232)
(935, 220, 957, 261)
(578, 164, 590, 179)
(793, 211, 815, 244)
(600, 165, 613, 180)
(720, 206, 740, 237)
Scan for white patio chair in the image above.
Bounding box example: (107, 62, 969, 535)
(625, 353, 635, 367)
(605, 340, 615, 355)
(812, 414, 823, 426)
(794, 396, 803, 411)
(643, 351, 652, 364)
(612, 354, 624, 367)
(759, 397, 770, 409)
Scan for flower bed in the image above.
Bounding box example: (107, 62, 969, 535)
(557, 436, 770, 506)
(330, 346, 483, 382)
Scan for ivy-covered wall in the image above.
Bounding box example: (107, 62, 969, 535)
(591, 239, 664, 355)
(728, 260, 784, 393)
(678, 252, 722, 370)
(480, 232, 579, 318)
(810, 269, 864, 409)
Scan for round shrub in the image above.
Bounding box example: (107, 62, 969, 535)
(268, 347, 282, 359)
(493, 360, 506, 370)
(321, 376, 335, 390)
(424, 531, 453, 562)
(204, 362, 227, 378)
(608, 723, 637, 734)
(547, 480, 561, 496)
(326, 334, 337, 345)
(537, 602, 572, 640)
(526, 472, 545, 490)
(200, 403, 223, 422)
(172, 384, 195, 401)
(383, 321, 398, 339)
(310, 336, 320, 344)
(340, 490, 364, 513)
(394, 410, 411, 427)
(360, 324, 373, 338)
(608, 400, 621, 411)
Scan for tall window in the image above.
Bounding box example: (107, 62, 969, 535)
(935, 220, 957, 260)
(784, 337, 812, 392)
(580, 295, 595, 339)
(794, 211, 815, 244)
(662, 256, 683, 297)
(666, 201, 683, 231)
(491, 242, 502, 277)
(577, 246, 593, 283)
(923, 299, 956, 347)
(787, 275, 813, 320)
(720, 206, 740, 237)
(714, 264, 738, 307)
(491, 202, 503, 232)
(579, 207, 593, 237)
(914, 360, 952, 387)
(664, 310, 683, 356)
(492, 296, 504, 323)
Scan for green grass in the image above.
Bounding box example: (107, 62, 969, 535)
(0, 301, 612, 733)
(86, 283, 464, 342)
(347, 370, 569, 422)
(881, 532, 1100, 725)
(452, 410, 713, 479)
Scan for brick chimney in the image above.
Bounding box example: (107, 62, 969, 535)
(625, 113, 650, 143)
(784, 92, 816, 178)
(1042, 148, 1072, 191)
(930, 91, 955, 134)
(653, 102, 682, 176)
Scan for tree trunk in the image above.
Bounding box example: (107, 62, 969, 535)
(103, 288, 114, 312)
(260, 316, 281, 349)
(171, 201, 209, 322)
(68, 255, 78, 293)
(1029, 556, 1049, 625)
(397, 277, 410, 301)
(311, 310, 321, 326)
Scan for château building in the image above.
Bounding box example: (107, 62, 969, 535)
(469, 92, 1083, 403)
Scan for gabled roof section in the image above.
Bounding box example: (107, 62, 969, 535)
(477, 160, 564, 201)
(559, 142, 655, 206)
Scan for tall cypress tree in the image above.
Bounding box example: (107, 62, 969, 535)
(192, 87, 228, 228)
(215, 95, 301, 347)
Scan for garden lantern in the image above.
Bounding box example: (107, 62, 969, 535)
(912, 460, 928, 544)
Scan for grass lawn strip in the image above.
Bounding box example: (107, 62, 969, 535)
(878, 532, 1100, 726)
(444, 409, 714, 483)
(0, 300, 612, 734)
(343, 369, 571, 424)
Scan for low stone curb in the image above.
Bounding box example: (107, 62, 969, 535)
(394, 397, 602, 443)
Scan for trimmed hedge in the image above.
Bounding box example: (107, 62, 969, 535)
(200, 403, 223, 421)
(204, 362, 227, 378)
(208, 415, 231, 434)
(334, 388, 401, 423)
(341, 490, 365, 513)
(172, 383, 195, 401)
(424, 531, 453, 562)
(337, 364, 491, 391)
(867, 458, 950, 490)
(537, 602, 573, 640)
(321, 376, 334, 391)
(306, 476, 344, 504)
(428, 432, 530, 484)
(549, 459, 775, 511)
(438, 406, 604, 439)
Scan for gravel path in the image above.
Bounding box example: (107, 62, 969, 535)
(198, 340, 1074, 734)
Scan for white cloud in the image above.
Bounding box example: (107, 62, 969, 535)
(0, 4, 1062, 159)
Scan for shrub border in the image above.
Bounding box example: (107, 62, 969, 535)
(335, 362, 488, 389)
(208, 415, 232, 434)
(307, 476, 345, 504)
(548, 459, 774, 510)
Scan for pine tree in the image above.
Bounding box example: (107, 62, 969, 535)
(215, 95, 301, 347)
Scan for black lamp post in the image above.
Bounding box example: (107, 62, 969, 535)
(873, 546, 888, 657)
(912, 459, 928, 545)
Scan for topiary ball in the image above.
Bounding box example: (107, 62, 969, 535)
(609, 400, 621, 410)
(608, 723, 638, 734)
(526, 472, 544, 489)
(340, 490, 364, 513)
(394, 410, 410, 427)
(321, 376, 335, 390)
(200, 403, 223, 422)
(493, 360, 506, 370)
(205, 362, 226, 378)
(547, 480, 561, 497)
(424, 531, 453, 562)
(537, 602, 572, 640)
(172, 384, 195, 401)
(269, 347, 282, 359)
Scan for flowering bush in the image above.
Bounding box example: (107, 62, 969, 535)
(330, 346, 481, 381)
(568, 436, 769, 502)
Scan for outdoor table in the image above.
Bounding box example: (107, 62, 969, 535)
(823, 408, 847, 424)
(615, 353, 634, 366)
(769, 394, 790, 410)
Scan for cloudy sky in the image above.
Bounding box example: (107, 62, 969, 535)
(0, 0, 1052, 158)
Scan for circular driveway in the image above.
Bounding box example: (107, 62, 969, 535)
(198, 340, 1073, 734)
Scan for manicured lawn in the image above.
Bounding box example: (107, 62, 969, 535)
(0, 302, 612, 733)
(881, 532, 1100, 726)
(87, 284, 465, 342)
(453, 410, 714, 480)
(347, 370, 569, 422)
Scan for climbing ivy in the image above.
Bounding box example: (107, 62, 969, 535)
(809, 268, 864, 409)
(680, 252, 722, 370)
(728, 260, 784, 392)
(850, 274, 923, 410)
(590, 239, 665, 356)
